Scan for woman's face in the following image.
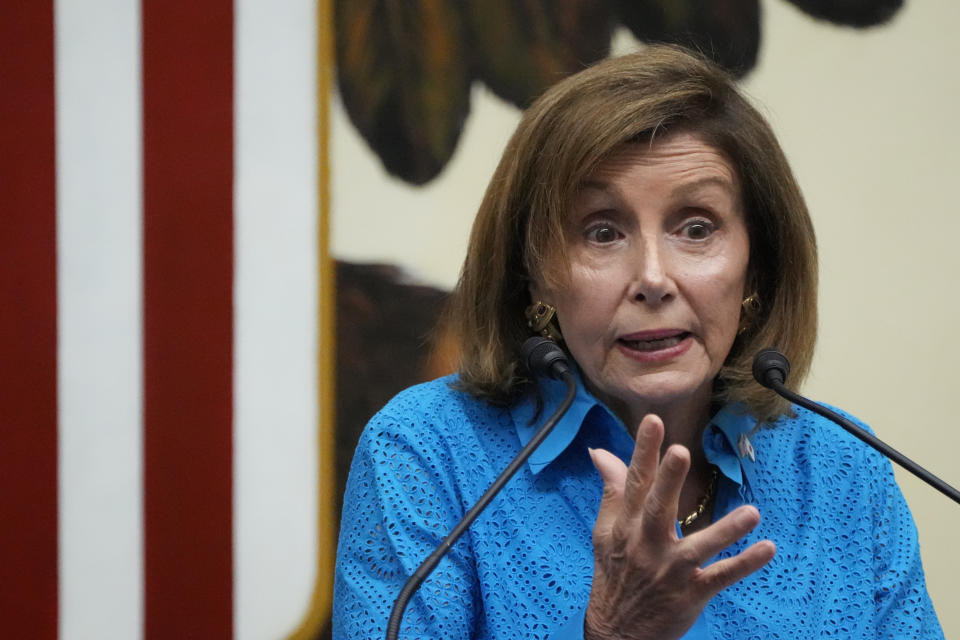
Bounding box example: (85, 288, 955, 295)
(532, 132, 750, 423)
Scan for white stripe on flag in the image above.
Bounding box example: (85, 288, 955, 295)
(55, 1, 144, 639)
(234, 0, 319, 637)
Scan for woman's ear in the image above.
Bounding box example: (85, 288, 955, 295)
(528, 281, 545, 304)
(528, 269, 559, 305)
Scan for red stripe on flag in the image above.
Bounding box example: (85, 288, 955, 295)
(0, 2, 58, 638)
(142, 1, 234, 637)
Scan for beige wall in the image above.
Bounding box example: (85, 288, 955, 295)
(750, 2, 960, 634)
(332, 0, 960, 633)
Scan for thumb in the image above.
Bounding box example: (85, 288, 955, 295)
(589, 447, 628, 541)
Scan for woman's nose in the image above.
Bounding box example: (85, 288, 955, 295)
(629, 241, 675, 304)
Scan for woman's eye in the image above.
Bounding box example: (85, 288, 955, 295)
(585, 224, 621, 244)
(680, 220, 715, 240)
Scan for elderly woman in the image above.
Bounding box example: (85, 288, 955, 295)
(332, 46, 943, 638)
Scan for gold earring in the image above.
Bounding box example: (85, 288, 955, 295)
(525, 301, 563, 342)
(738, 293, 760, 335)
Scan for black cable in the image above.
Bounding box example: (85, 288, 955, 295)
(385, 342, 576, 639)
(752, 348, 960, 505)
(769, 380, 960, 505)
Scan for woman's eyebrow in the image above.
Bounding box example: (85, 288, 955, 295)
(573, 174, 738, 207)
(671, 175, 737, 199)
(576, 179, 613, 194)
(570, 181, 620, 211)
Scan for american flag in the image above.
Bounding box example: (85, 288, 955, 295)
(0, 1, 334, 637)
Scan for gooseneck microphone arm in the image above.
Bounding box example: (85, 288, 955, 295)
(752, 349, 960, 506)
(385, 337, 577, 640)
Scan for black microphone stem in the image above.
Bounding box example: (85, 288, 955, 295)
(770, 380, 960, 506)
(385, 370, 578, 640)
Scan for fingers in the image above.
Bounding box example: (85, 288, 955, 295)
(684, 505, 762, 562)
(699, 539, 776, 593)
(596, 414, 692, 543)
(682, 506, 776, 595)
(590, 424, 775, 617)
(640, 444, 690, 539)
(589, 447, 628, 541)
(621, 415, 664, 516)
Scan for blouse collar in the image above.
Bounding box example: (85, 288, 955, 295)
(510, 370, 761, 494)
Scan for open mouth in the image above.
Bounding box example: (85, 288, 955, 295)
(619, 332, 691, 352)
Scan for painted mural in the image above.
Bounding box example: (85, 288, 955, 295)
(336, 0, 901, 185)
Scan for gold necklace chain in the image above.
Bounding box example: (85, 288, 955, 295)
(678, 466, 719, 530)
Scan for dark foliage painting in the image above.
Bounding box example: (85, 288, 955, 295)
(336, 0, 903, 185)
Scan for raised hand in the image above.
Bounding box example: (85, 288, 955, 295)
(584, 414, 776, 640)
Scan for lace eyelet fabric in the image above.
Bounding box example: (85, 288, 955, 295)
(332, 376, 944, 639)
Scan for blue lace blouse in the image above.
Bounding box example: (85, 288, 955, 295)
(332, 373, 943, 639)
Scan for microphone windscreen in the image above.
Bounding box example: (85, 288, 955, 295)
(752, 348, 791, 388)
(522, 337, 569, 380)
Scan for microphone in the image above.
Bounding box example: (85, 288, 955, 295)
(386, 338, 577, 639)
(752, 348, 960, 505)
(752, 348, 790, 388)
(522, 335, 571, 379)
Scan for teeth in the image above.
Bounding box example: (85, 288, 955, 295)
(624, 336, 683, 351)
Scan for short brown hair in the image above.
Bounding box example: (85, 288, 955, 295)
(448, 44, 817, 421)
